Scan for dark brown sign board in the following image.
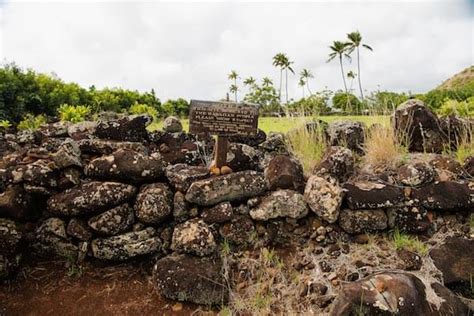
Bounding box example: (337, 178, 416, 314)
(189, 100, 259, 137)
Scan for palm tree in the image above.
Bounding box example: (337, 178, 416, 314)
(300, 68, 314, 96)
(327, 41, 351, 93)
(262, 77, 273, 87)
(346, 31, 373, 100)
(298, 78, 306, 98)
(347, 71, 357, 92)
(228, 70, 239, 102)
(272, 53, 288, 103)
(282, 57, 294, 104)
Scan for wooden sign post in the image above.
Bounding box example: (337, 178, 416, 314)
(189, 100, 259, 174)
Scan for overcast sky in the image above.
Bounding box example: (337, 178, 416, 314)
(0, 0, 472, 101)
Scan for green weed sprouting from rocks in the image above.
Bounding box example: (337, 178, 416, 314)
(64, 254, 84, 278)
(221, 239, 231, 257)
(392, 229, 428, 256)
(17, 114, 47, 131)
(0, 120, 12, 128)
(58, 104, 91, 123)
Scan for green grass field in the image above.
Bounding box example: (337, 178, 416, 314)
(148, 115, 390, 134)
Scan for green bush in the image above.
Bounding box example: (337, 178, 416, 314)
(437, 97, 474, 117)
(420, 82, 474, 110)
(288, 92, 331, 115)
(129, 103, 158, 119)
(17, 114, 47, 130)
(332, 92, 362, 113)
(0, 120, 12, 128)
(58, 104, 91, 123)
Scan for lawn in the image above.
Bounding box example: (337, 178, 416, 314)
(148, 115, 390, 134)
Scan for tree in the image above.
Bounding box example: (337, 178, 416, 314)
(262, 77, 273, 87)
(327, 41, 351, 93)
(244, 78, 280, 115)
(243, 76, 257, 94)
(300, 68, 314, 96)
(282, 55, 294, 105)
(347, 71, 357, 93)
(346, 31, 373, 100)
(228, 70, 239, 102)
(272, 53, 294, 103)
(298, 78, 306, 98)
(332, 92, 362, 113)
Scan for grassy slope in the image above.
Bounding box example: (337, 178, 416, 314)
(149, 115, 390, 134)
(437, 65, 474, 90)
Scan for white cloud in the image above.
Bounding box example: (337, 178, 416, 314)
(0, 0, 472, 101)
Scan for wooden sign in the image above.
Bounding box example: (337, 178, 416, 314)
(189, 100, 258, 137)
(189, 100, 259, 172)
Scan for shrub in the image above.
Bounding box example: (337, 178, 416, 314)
(332, 92, 362, 113)
(0, 120, 12, 128)
(129, 103, 158, 119)
(58, 104, 91, 123)
(437, 97, 474, 118)
(17, 114, 47, 130)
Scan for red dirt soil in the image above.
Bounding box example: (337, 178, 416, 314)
(0, 258, 215, 316)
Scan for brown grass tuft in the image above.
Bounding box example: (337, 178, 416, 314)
(363, 125, 407, 171)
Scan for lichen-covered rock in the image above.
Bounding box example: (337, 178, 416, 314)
(226, 143, 262, 172)
(94, 114, 151, 142)
(338, 209, 388, 234)
(39, 121, 70, 138)
(259, 132, 287, 153)
(396, 162, 435, 186)
(387, 206, 431, 233)
(464, 156, 474, 177)
(153, 254, 227, 305)
(78, 139, 147, 155)
(304, 175, 343, 223)
(0, 253, 22, 279)
(219, 215, 255, 246)
(397, 249, 422, 271)
(412, 181, 473, 211)
(314, 146, 354, 183)
(47, 181, 137, 216)
(439, 115, 473, 150)
(429, 155, 464, 180)
(0, 218, 22, 254)
(327, 121, 365, 153)
(430, 237, 474, 297)
(85, 149, 165, 183)
(90, 227, 161, 261)
(343, 181, 406, 209)
(150, 131, 204, 165)
(33, 218, 78, 258)
(186, 171, 267, 206)
(229, 128, 266, 147)
(165, 164, 210, 192)
(264, 155, 305, 191)
(250, 190, 308, 221)
(0, 185, 37, 220)
(330, 272, 469, 316)
(51, 140, 82, 169)
(171, 219, 216, 256)
(134, 183, 173, 224)
(6, 159, 58, 188)
(201, 202, 233, 224)
(67, 121, 97, 140)
(66, 218, 92, 241)
(88, 203, 134, 236)
(163, 116, 183, 133)
(393, 99, 447, 153)
(58, 167, 82, 190)
(173, 191, 197, 223)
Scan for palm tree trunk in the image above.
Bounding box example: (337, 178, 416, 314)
(306, 82, 312, 96)
(285, 68, 289, 104)
(302, 86, 305, 98)
(356, 47, 364, 100)
(279, 69, 283, 103)
(339, 55, 348, 93)
(234, 78, 238, 102)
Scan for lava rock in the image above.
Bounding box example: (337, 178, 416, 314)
(259, 132, 287, 153)
(66, 218, 93, 241)
(163, 116, 183, 133)
(39, 121, 70, 138)
(229, 128, 266, 147)
(429, 155, 464, 181)
(219, 215, 255, 246)
(393, 99, 447, 153)
(134, 183, 173, 224)
(185, 171, 267, 206)
(33, 218, 78, 258)
(173, 191, 197, 223)
(67, 121, 97, 140)
(51, 140, 82, 169)
(153, 253, 227, 305)
(47, 181, 137, 216)
(396, 162, 435, 186)
(314, 146, 354, 183)
(330, 272, 468, 315)
(78, 139, 147, 155)
(94, 114, 151, 142)
(264, 155, 305, 191)
(85, 149, 165, 183)
(0, 253, 22, 279)
(397, 249, 422, 271)
(387, 206, 431, 233)
(463, 156, 474, 177)
(304, 175, 343, 223)
(165, 164, 210, 192)
(343, 181, 406, 209)
(430, 237, 474, 296)
(6, 159, 58, 188)
(90, 227, 161, 261)
(250, 190, 308, 221)
(0, 185, 37, 220)
(327, 121, 365, 153)
(201, 202, 233, 224)
(226, 143, 261, 172)
(88, 203, 134, 236)
(338, 209, 388, 234)
(0, 218, 22, 254)
(412, 181, 473, 211)
(171, 219, 216, 256)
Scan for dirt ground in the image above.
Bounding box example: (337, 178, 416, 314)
(0, 257, 212, 316)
